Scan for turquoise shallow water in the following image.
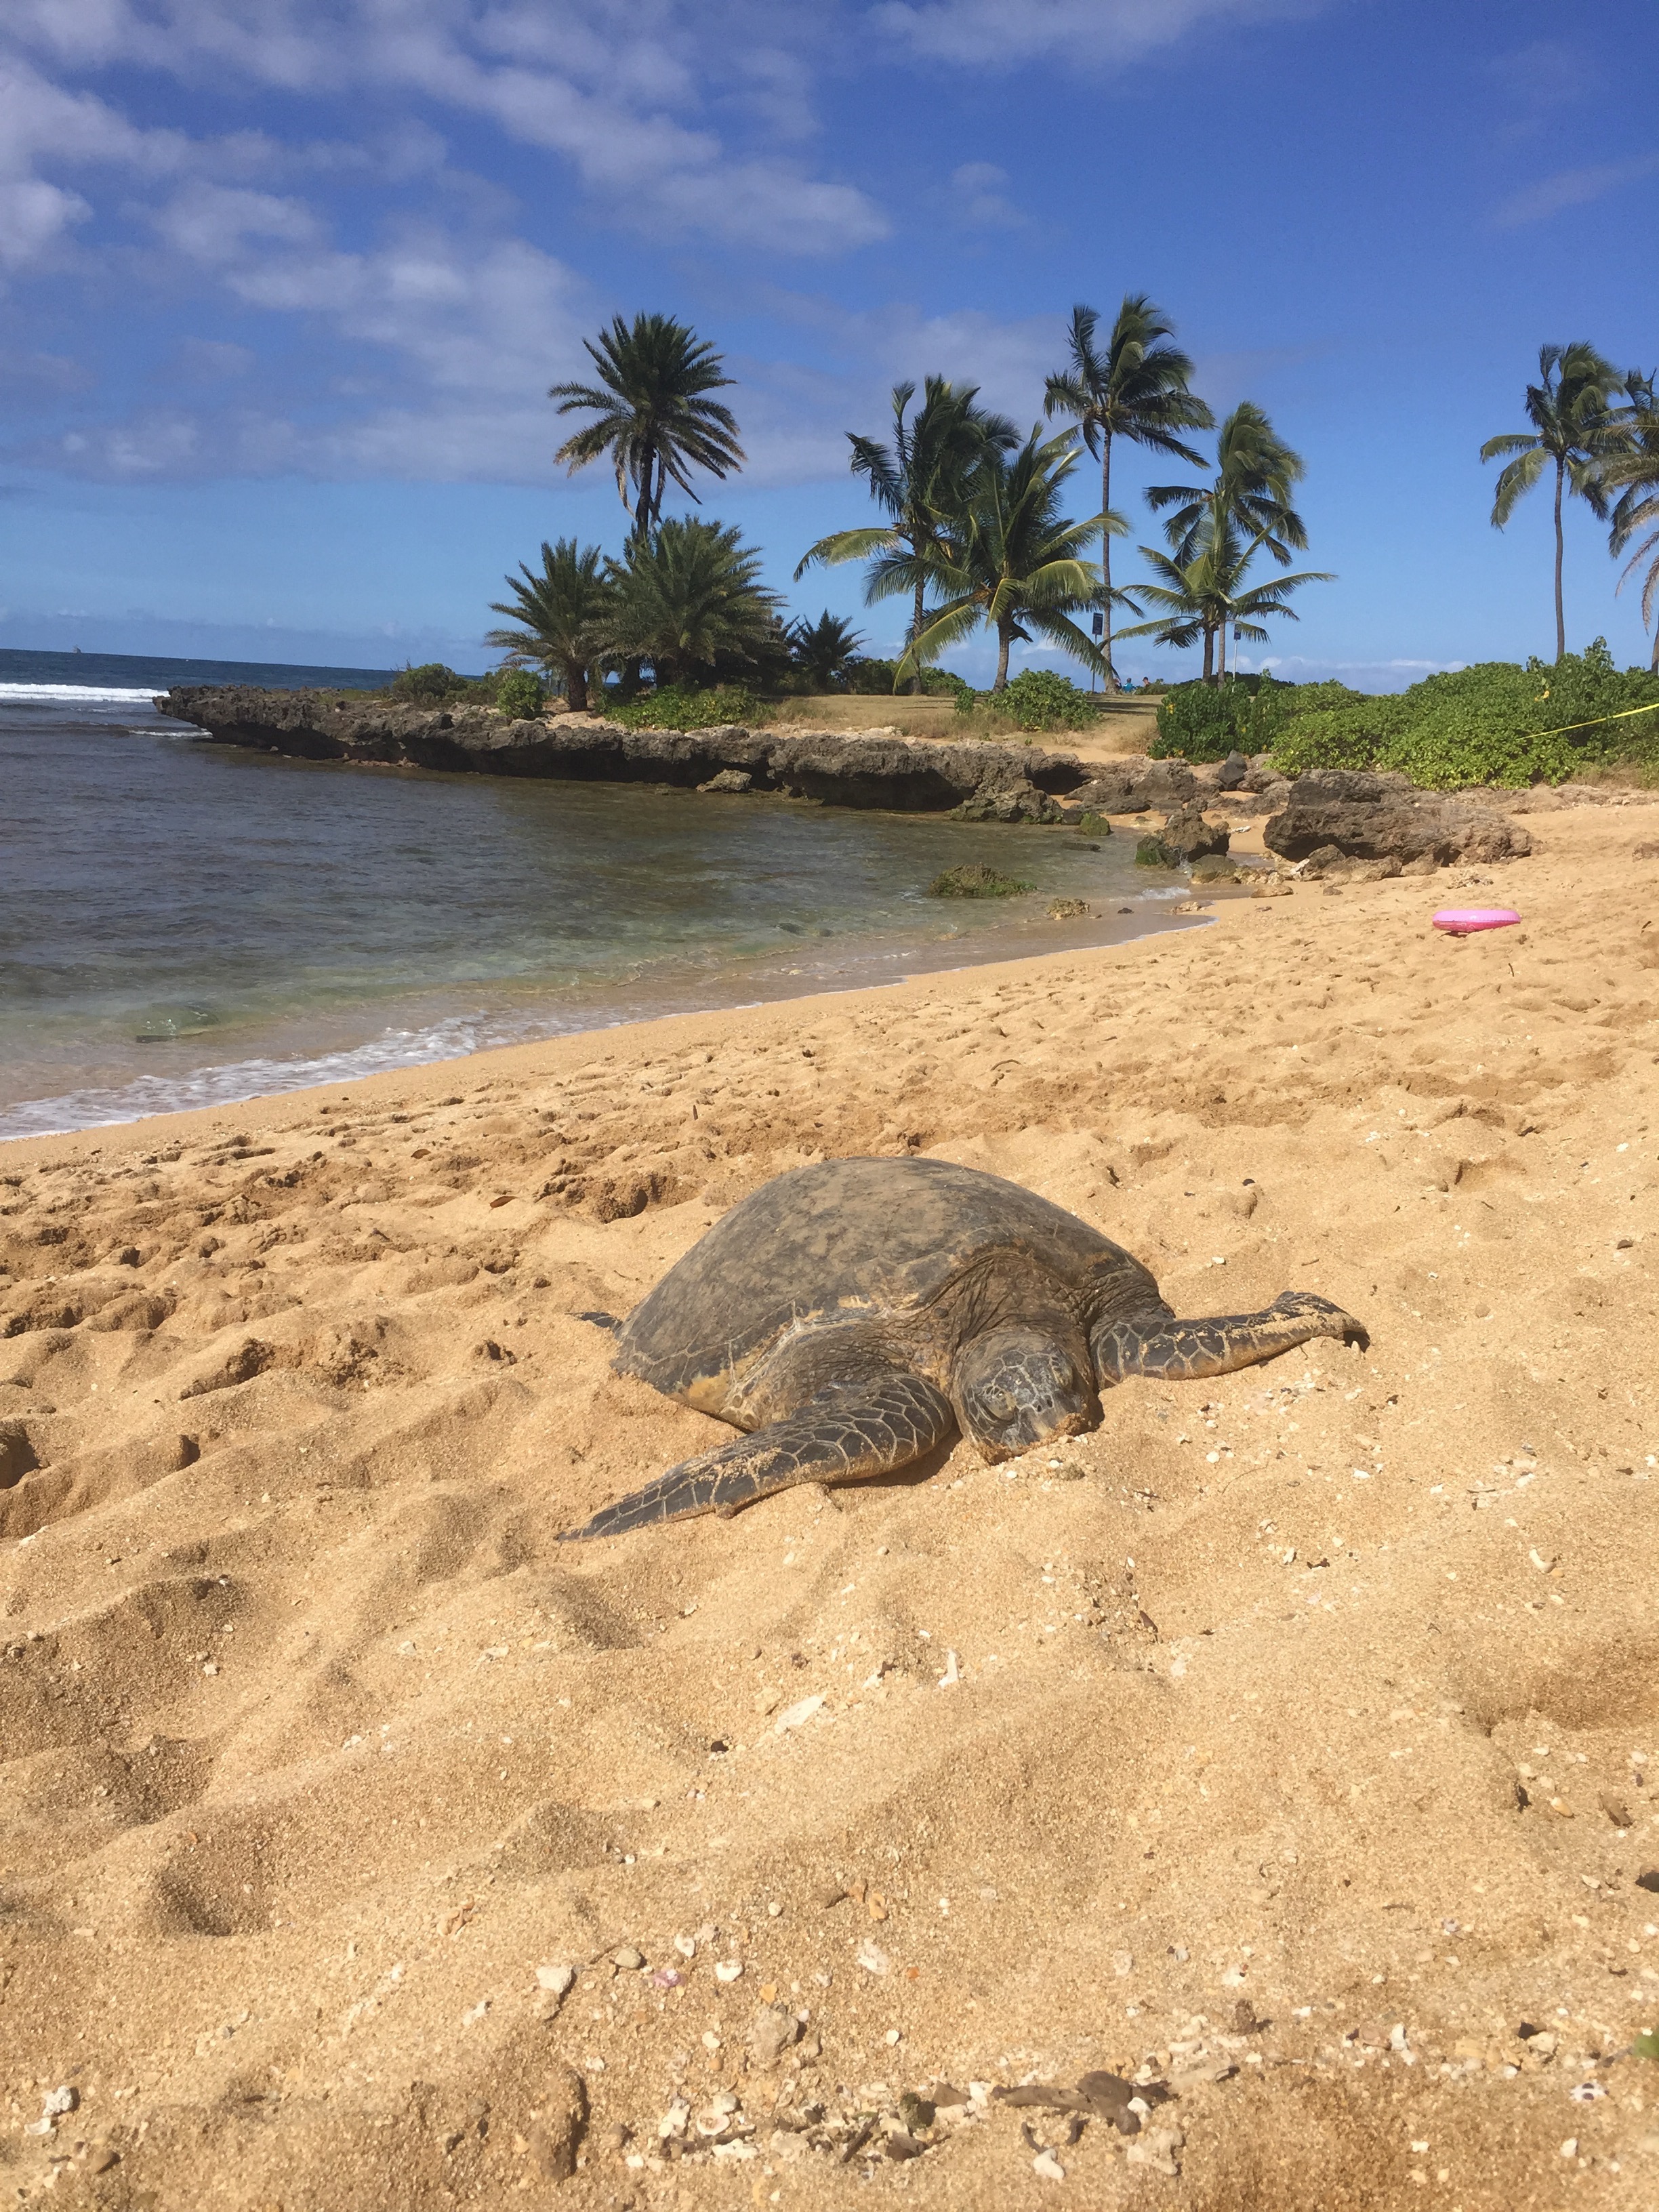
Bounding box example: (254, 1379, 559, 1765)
(0, 691, 1195, 1139)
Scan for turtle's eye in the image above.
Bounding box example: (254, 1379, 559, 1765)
(979, 1385, 1015, 1422)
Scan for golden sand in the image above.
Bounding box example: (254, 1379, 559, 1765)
(2, 803, 1656, 2207)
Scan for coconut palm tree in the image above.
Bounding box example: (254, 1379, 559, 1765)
(605, 518, 781, 688)
(1141, 404, 1311, 679)
(551, 314, 745, 546)
(1117, 514, 1333, 678)
(795, 377, 1016, 692)
(1042, 296, 1213, 693)
(1605, 370, 1659, 671)
(1146, 403, 1308, 565)
(485, 538, 614, 712)
(894, 427, 1120, 693)
(1481, 342, 1628, 662)
(789, 611, 865, 691)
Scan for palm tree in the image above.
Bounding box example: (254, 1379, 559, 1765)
(895, 427, 1120, 692)
(1481, 342, 1627, 661)
(789, 611, 865, 691)
(485, 538, 614, 712)
(1042, 297, 1213, 693)
(1147, 403, 1308, 562)
(1605, 370, 1659, 671)
(795, 377, 1016, 692)
(1117, 512, 1332, 675)
(551, 314, 745, 546)
(605, 518, 782, 688)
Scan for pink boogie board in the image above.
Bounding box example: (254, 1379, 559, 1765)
(1432, 907, 1520, 935)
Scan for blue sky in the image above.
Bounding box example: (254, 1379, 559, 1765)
(1, 0, 1656, 684)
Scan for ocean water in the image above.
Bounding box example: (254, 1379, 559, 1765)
(0, 644, 399, 697)
(0, 681, 1195, 1141)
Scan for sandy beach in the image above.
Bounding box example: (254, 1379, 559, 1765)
(2, 800, 1656, 2208)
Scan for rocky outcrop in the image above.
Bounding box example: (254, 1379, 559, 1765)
(1134, 802, 1231, 868)
(1059, 758, 1199, 815)
(156, 687, 1096, 823)
(1263, 769, 1532, 868)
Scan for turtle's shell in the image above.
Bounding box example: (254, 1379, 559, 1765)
(614, 1155, 1159, 1412)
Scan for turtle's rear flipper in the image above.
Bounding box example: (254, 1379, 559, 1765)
(1094, 1291, 1366, 1386)
(556, 1374, 956, 1542)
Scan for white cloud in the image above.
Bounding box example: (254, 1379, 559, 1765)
(3, 3, 888, 256)
(871, 0, 1317, 68)
(1491, 151, 1659, 229)
(152, 182, 325, 263)
(1253, 654, 1467, 691)
(1487, 39, 1601, 114)
(949, 160, 1023, 229)
(44, 224, 598, 482)
(0, 53, 188, 268)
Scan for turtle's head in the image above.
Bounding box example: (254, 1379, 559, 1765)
(953, 1327, 1099, 1463)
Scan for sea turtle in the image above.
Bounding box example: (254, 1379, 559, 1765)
(560, 1155, 1364, 1541)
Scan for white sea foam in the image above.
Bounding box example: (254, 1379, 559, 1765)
(0, 1012, 596, 1143)
(0, 683, 164, 703)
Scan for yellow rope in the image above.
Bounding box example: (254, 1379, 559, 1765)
(1532, 695, 1659, 740)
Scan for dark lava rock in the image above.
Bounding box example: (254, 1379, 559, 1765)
(1216, 750, 1249, 790)
(157, 687, 1098, 823)
(1264, 768, 1532, 867)
(1063, 756, 1199, 815)
(1190, 853, 1246, 884)
(1156, 802, 1231, 862)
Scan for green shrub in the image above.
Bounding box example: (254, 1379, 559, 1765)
(954, 668, 1097, 731)
(843, 658, 972, 698)
(492, 668, 546, 720)
(1267, 643, 1659, 787)
(928, 863, 1034, 898)
(1150, 682, 1241, 762)
(611, 682, 773, 731)
(390, 661, 471, 703)
(1150, 674, 1383, 764)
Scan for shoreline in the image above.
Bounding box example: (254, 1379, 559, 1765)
(0, 875, 1212, 1146)
(3, 800, 1656, 2206)
(0, 888, 1218, 1166)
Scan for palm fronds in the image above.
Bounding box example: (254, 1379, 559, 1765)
(551, 314, 744, 543)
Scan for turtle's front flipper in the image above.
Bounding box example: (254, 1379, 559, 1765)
(1094, 1292, 1366, 1386)
(556, 1374, 956, 1542)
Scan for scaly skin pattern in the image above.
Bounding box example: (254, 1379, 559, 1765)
(557, 1373, 955, 1540)
(1092, 1292, 1366, 1384)
(558, 1292, 1366, 1540)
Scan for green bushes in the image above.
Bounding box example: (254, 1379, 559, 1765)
(492, 668, 546, 719)
(1151, 674, 1291, 761)
(387, 662, 546, 713)
(953, 668, 1097, 731)
(389, 661, 472, 703)
(843, 658, 969, 698)
(1267, 642, 1659, 787)
(609, 682, 773, 731)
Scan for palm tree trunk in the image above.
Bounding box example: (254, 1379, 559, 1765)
(1202, 622, 1215, 684)
(1099, 435, 1118, 695)
(1553, 456, 1566, 661)
(993, 621, 1012, 693)
(910, 573, 924, 695)
(566, 661, 588, 714)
